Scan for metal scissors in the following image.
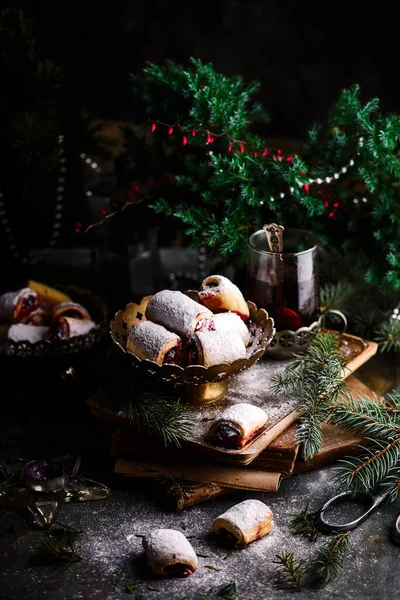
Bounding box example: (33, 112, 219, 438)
(316, 489, 400, 545)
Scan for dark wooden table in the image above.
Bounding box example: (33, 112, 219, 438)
(0, 345, 399, 600)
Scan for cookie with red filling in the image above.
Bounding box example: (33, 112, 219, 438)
(127, 320, 183, 365)
(0, 288, 39, 324)
(208, 402, 268, 449)
(142, 529, 198, 577)
(198, 274, 250, 321)
(213, 499, 273, 546)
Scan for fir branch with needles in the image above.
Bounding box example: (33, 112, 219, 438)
(273, 551, 304, 592)
(218, 581, 236, 599)
(329, 392, 400, 499)
(105, 375, 194, 448)
(271, 332, 350, 460)
(156, 473, 194, 500)
(37, 524, 83, 567)
(374, 316, 400, 353)
(320, 281, 357, 327)
(289, 503, 322, 542)
(314, 532, 351, 584)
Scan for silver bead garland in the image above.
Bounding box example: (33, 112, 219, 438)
(0, 135, 66, 265)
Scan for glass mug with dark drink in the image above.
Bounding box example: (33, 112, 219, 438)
(246, 228, 320, 331)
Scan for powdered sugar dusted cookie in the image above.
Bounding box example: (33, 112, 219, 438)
(127, 320, 183, 365)
(7, 324, 49, 343)
(187, 330, 246, 367)
(0, 288, 39, 324)
(198, 275, 249, 321)
(47, 316, 96, 340)
(212, 499, 273, 546)
(142, 529, 198, 577)
(52, 301, 91, 321)
(146, 289, 213, 338)
(208, 402, 268, 449)
(212, 312, 250, 346)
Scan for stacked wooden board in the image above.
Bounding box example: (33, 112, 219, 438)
(87, 332, 379, 509)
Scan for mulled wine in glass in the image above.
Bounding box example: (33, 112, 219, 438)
(246, 228, 320, 331)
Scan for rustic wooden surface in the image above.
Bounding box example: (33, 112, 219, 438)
(0, 332, 398, 600)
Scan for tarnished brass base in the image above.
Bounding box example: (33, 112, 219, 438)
(183, 380, 228, 405)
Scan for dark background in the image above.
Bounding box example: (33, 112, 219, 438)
(7, 0, 400, 137)
(1, 0, 400, 298)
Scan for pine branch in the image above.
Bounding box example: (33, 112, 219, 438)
(334, 439, 400, 496)
(218, 582, 236, 598)
(37, 524, 83, 566)
(273, 551, 304, 592)
(127, 385, 193, 447)
(155, 473, 194, 500)
(314, 532, 350, 584)
(272, 332, 350, 460)
(329, 392, 400, 497)
(289, 503, 322, 542)
(374, 316, 400, 353)
(320, 281, 357, 324)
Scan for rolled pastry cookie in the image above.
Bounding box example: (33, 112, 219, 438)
(212, 499, 273, 546)
(7, 324, 49, 343)
(52, 301, 91, 321)
(208, 402, 268, 449)
(212, 312, 250, 346)
(20, 307, 48, 326)
(198, 275, 250, 321)
(187, 330, 246, 367)
(126, 320, 182, 365)
(47, 317, 96, 340)
(145, 289, 213, 338)
(0, 288, 39, 324)
(142, 529, 198, 577)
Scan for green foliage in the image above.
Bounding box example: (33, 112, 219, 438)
(319, 273, 400, 353)
(271, 333, 350, 460)
(374, 316, 400, 353)
(127, 383, 193, 447)
(124, 58, 400, 291)
(289, 504, 322, 542)
(273, 551, 304, 592)
(314, 532, 351, 584)
(37, 523, 83, 566)
(329, 393, 400, 500)
(155, 473, 194, 499)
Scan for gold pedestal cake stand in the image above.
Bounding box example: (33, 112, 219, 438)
(110, 294, 275, 404)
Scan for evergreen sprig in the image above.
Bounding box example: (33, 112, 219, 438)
(273, 551, 304, 592)
(314, 532, 351, 584)
(37, 523, 83, 566)
(374, 317, 400, 353)
(289, 503, 322, 542)
(122, 58, 400, 291)
(271, 332, 350, 460)
(319, 267, 400, 352)
(127, 384, 193, 447)
(329, 393, 400, 499)
(155, 473, 194, 499)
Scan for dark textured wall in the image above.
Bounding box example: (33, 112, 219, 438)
(15, 0, 400, 137)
